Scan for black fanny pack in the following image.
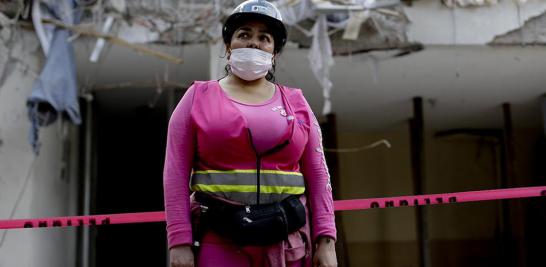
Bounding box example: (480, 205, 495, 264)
(196, 193, 306, 246)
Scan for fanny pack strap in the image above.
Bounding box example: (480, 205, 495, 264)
(194, 192, 306, 246)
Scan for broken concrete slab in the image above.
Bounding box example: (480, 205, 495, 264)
(288, 7, 422, 56)
(490, 11, 546, 45)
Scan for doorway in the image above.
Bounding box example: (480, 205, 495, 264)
(92, 88, 173, 267)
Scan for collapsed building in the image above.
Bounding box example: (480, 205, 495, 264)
(1, 0, 546, 266)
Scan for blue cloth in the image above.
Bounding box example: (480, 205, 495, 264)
(27, 0, 81, 154)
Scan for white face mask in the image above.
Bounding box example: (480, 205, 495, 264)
(228, 48, 273, 81)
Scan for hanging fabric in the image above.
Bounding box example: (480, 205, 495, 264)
(27, 0, 82, 154)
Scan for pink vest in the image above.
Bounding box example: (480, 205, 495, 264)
(189, 81, 312, 205)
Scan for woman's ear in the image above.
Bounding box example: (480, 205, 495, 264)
(226, 45, 232, 60)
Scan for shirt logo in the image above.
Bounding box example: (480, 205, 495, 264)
(271, 106, 287, 117)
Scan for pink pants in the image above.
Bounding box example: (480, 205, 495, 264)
(196, 231, 306, 267)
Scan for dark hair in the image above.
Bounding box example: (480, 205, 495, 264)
(223, 64, 276, 82)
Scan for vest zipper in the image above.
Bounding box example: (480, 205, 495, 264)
(247, 129, 291, 205)
(246, 129, 261, 205)
(256, 155, 261, 205)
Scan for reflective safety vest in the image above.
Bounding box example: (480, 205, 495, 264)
(189, 80, 312, 205)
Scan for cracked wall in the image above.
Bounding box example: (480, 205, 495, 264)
(490, 11, 546, 45)
(405, 0, 546, 45)
(0, 26, 80, 267)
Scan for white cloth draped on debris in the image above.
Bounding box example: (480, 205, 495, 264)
(27, 0, 81, 154)
(277, 0, 410, 114)
(308, 14, 334, 115)
(277, 0, 335, 115)
(277, 0, 316, 25)
(442, 0, 526, 7)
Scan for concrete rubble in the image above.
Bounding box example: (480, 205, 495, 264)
(490, 11, 546, 45)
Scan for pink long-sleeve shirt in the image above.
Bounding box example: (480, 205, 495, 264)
(163, 82, 336, 249)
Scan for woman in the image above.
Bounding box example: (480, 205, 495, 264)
(163, 1, 337, 266)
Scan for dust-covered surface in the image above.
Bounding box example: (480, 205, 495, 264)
(490, 11, 546, 45)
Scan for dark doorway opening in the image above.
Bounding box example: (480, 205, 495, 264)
(93, 89, 171, 267)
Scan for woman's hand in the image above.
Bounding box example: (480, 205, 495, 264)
(313, 237, 338, 267)
(169, 245, 194, 267)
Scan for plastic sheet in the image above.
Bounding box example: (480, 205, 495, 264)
(308, 15, 334, 115)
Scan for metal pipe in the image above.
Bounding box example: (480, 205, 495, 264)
(410, 97, 431, 267)
(82, 98, 93, 267)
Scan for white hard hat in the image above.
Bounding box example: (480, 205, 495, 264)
(223, 0, 287, 53)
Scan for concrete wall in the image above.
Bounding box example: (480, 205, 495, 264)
(0, 29, 79, 267)
(335, 125, 540, 267)
(405, 0, 546, 45)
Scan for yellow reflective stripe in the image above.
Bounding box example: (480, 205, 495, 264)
(193, 170, 302, 176)
(191, 184, 305, 194)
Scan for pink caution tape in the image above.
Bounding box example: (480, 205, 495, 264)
(0, 211, 165, 230)
(0, 186, 544, 230)
(333, 186, 546, 211)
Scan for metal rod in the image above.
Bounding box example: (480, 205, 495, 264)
(41, 18, 183, 64)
